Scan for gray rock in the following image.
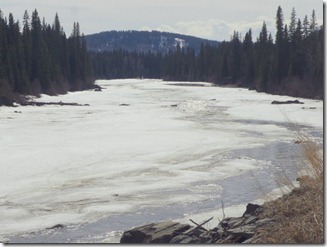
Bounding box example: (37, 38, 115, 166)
(169, 234, 192, 243)
(255, 218, 274, 227)
(120, 221, 191, 243)
(120, 202, 274, 244)
(242, 236, 256, 243)
(219, 217, 243, 229)
(242, 203, 261, 217)
(170, 234, 203, 244)
(244, 216, 258, 225)
(226, 224, 256, 239)
(185, 237, 202, 244)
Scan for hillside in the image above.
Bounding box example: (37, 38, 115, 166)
(85, 30, 219, 54)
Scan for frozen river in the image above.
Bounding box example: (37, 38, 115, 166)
(0, 79, 323, 243)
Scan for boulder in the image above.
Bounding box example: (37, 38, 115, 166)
(242, 203, 262, 217)
(120, 221, 191, 243)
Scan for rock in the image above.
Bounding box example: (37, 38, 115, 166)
(170, 234, 201, 244)
(169, 234, 192, 243)
(242, 236, 256, 244)
(242, 203, 262, 217)
(119, 103, 130, 106)
(271, 100, 304, 105)
(244, 216, 258, 225)
(255, 218, 274, 227)
(227, 224, 256, 238)
(120, 221, 191, 243)
(199, 232, 215, 243)
(120, 202, 275, 244)
(120, 230, 151, 243)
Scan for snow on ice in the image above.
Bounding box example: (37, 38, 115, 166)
(0, 79, 323, 239)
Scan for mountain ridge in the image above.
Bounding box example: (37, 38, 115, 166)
(85, 30, 219, 54)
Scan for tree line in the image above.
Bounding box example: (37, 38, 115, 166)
(91, 6, 323, 99)
(0, 6, 323, 106)
(0, 9, 94, 105)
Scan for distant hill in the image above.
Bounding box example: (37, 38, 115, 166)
(85, 30, 219, 54)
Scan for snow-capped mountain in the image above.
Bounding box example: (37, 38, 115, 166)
(85, 30, 219, 54)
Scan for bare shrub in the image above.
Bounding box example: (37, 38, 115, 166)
(251, 131, 323, 244)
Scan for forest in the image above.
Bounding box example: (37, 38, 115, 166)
(0, 6, 324, 106)
(0, 9, 93, 105)
(91, 7, 323, 99)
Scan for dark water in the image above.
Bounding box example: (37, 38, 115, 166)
(8, 124, 322, 243)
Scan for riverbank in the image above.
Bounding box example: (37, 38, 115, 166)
(251, 133, 323, 244)
(120, 133, 324, 244)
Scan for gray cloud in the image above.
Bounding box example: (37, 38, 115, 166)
(1, 0, 323, 41)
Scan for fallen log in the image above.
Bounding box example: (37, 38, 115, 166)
(271, 100, 304, 105)
(21, 101, 90, 107)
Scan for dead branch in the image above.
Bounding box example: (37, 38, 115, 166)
(187, 216, 214, 233)
(221, 200, 226, 220)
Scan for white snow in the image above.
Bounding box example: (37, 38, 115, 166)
(0, 79, 323, 238)
(174, 38, 186, 48)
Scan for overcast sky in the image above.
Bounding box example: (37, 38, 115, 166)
(1, 0, 324, 41)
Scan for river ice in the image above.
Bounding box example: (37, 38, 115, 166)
(0, 79, 323, 243)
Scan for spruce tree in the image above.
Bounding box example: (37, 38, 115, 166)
(303, 15, 310, 38)
(309, 10, 318, 34)
(274, 6, 286, 83)
(289, 7, 297, 41)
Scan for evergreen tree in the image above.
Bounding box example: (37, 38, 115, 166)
(289, 7, 297, 41)
(302, 15, 310, 38)
(274, 6, 287, 84)
(0, 9, 94, 104)
(241, 29, 254, 86)
(255, 21, 270, 91)
(309, 10, 318, 34)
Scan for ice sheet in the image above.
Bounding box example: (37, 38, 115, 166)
(0, 79, 323, 237)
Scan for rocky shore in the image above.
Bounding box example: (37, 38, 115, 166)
(120, 203, 274, 244)
(120, 164, 323, 244)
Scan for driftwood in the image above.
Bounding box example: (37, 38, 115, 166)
(21, 101, 89, 107)
(186, 217, 214, 234)
(271, 100, 304, 105)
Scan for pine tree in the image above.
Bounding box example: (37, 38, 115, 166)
(289, 7, 297, 41)
(303, 15, 310, 38)
(309, 10, 318, 34)
(229, 31, 242, 82)
(22, 10, 32, 88)
(274, 6, 287, 83)
(255, 21, 270, 91)
(241, 29, 254, 86)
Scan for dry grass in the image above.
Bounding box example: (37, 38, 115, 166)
(250, 131, 324, 244)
